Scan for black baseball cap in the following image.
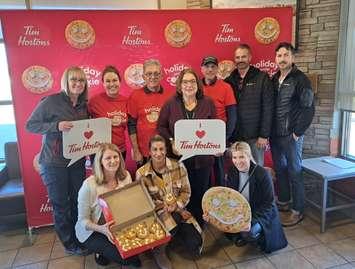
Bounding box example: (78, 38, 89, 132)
(201, 56, 218, 66)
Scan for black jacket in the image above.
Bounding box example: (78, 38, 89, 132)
(225, 66, 273, 141)
(271, 65, 315, 137)
(225, 162, 288, 253)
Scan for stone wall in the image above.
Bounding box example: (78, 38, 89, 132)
(186, 0, 341, 157)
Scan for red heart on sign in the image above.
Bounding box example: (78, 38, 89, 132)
(84, 130, 93, 139)
(195, 130, 206, 139)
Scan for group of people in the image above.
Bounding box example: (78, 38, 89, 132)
(25, 41, 314, 268)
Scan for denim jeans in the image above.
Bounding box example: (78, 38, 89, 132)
(247, 139, 265, 166)
(39, 159, 86, 249)
(270, 135, 304, 213)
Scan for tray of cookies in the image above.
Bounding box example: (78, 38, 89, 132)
(98, 181, 171, 258)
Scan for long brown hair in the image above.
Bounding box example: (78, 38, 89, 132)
(93, 143, 127, 185)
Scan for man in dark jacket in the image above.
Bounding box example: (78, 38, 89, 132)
(271, 42, 315, 227)
(225, 44, 273, 166)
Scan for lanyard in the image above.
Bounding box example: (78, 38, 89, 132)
(239, 165, 257, 194)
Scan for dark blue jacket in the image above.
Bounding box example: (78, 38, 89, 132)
(225, 162, 288, 253)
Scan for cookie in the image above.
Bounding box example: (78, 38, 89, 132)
(65, 20, 95, 49)
(202, 186, 251, 233)
(217, 60, 236, 79)
(22, 65, 53, 94)
(164, 19, 192, 48)
(254, 17, 280, 44)
(124, 63, 145, 89)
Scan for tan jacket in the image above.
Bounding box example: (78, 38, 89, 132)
(136, 158, 200, 232)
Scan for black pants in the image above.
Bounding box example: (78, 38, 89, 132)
(83, 232, 139, 265)
(170, 219, 202, 256)
(184, 164, 212, 227)
(39, 159, 85, 249)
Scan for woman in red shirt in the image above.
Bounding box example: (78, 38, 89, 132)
(89, 66, 128, 158)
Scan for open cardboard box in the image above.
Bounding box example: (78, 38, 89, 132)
(98, 181, 171, 259)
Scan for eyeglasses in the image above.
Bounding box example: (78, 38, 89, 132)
(69, 77, 86, 84)
(182, 79, 197, 86)
(144, 72, 161, 78)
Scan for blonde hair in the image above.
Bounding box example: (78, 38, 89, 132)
(60, 66, 88, 100)
(93, 143, 127, 185)
(230, 141, 256, 164)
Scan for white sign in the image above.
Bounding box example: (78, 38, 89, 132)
(63, 118, 111, 166)
(174, 119, 226, 161)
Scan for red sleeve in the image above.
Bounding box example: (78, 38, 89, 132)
(224, 83, 237, 106)
(127, 91, 138, 119)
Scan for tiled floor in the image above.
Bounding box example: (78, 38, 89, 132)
(1, 215, 355, 269)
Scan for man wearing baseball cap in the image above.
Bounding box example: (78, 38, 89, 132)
(225, 44, 274, 166)
(201, 56, 237, 186)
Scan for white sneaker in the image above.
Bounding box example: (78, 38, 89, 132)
(152, 245, 172, 269)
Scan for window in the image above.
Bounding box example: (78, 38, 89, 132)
(0, 42, 17, 162)
(342, 111, 355, 160)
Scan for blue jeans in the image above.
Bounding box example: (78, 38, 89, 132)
(247, 139, 264, 166)
(271, 135, 304, 213)
(39, 159, 86, 249)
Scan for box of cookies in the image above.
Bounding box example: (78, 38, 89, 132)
(98, 181, 171, 259)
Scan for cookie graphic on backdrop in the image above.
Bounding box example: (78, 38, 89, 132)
(124, 63, 145, 90)
(164, 19, 192, 48)
(22, 65, 53, 94)
(202, 186, 251, 233)
(65, 20, 95, 49)
(254, 17, 280, 44)
(217, 60, 236, 80)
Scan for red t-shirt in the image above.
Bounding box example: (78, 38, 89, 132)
(128, 87, 173, 157)
(203, 79, 236, 122)
(88, 92, 128, 151)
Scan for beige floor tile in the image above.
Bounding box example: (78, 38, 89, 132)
(223, 243, 264, 263)
(168, 250, 196, 269)
(214, 264, 236, 269)
(12, 261, 48, 269)
(0, 249, 17, 269)
(329, 238, 355, 262)
(48, 255, 85, 269)
(33, 230, 56, 246)
(304, 223, 348, 244)
(335, 223, 355, 238)
(235, 257, 275, 269)
(0, 234, 26, 252)
(297, 244, 347, 269)
(13, 243, 52, 267)
(202, 228, 217, 248)
(300, 216, 319, 228)
(195, 245, 232, 269)
(285, 227, 320, 248)
(327, 263, 355, 269)
(267, 250, 314, 269)
(50, 242, 70, 259)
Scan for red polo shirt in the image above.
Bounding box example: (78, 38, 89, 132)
(203, 79, 236, 122)
(128, 87, 173, 157)
(88, 92, 128, 151)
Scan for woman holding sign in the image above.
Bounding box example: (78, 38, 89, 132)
(158, 68, 216, 227)
(26, 66, 89, 255)
(204, 142, 287, 253)
(75, 143, 141, 267)
(88, 65, 128, 158)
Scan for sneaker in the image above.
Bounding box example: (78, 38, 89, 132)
(282, 210, 304, 227)
(235, 238, 248, 247)
(94, 253, 110, 266)
(152, 245, 172, 269)
(65, 246, 90, 256)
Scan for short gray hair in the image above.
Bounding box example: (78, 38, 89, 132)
(143, 59, 161, 73)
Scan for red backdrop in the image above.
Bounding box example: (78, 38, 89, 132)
(0, 8, 292, 228)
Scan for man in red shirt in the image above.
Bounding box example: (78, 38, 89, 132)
(128, 59, 172, 167)
(201, 56, 237, 185)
